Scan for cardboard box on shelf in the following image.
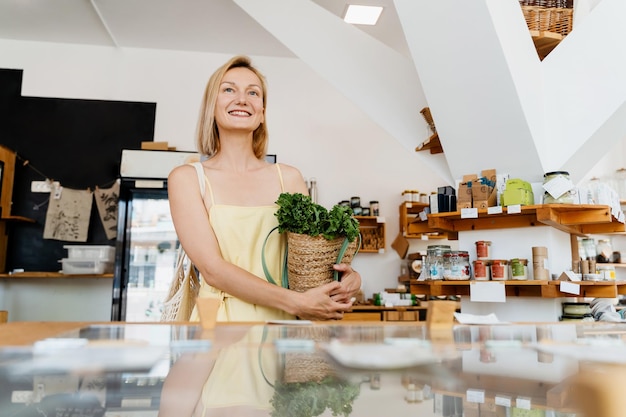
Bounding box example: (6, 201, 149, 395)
(472, 180, 497, 209)
(457, 174, 477, 209)
(141, 141, 177, 151)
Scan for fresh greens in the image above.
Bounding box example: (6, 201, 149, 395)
(270, 376, 361, 417)
(275, 193, 360, 242)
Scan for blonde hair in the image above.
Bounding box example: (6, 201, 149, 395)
(196, 55, 269, 159)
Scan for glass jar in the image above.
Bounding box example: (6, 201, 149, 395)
(543, 171, 576, 204)
(475, 240, 492, 260)
(510, 258, 528, 280)
(596, 239, 613, 263)
(424, 245, 451, 280)
(402, 190, 412, 202)
(473, 260, 490, 280)
(369, 201, 379, 216)
(443, 251, 471, 280)
(491, 259, 509, 280)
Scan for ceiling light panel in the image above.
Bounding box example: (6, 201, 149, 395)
(343, 5, 383, 25)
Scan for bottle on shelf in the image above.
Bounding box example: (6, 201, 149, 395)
(309, 177, 318, 203)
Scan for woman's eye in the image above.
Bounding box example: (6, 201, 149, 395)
(248, 90, 259, 97)
(223, 87, 234, 93)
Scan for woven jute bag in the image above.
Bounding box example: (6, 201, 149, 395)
(285, 232, 358, 292)
(262, 228, 360, 290)
(160, 247, 201, 322)
(282, 326, 335, 383)
(160, 161, 206, 322)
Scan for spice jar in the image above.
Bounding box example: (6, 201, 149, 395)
(491, 259, 509, 280)
(473, 260, 490, 280)
(475, 241, 491, 260)
(510, 258, 528, 280)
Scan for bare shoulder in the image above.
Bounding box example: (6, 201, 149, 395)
(276, 163, 308, 193)
(168, 163, 198, 186)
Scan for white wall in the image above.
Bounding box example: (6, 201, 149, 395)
(0, 39, 448, 309)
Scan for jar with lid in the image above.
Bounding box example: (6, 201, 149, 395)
(596, 239, 613, 263)
(475, 240, 491, 260)
(510, 258, 528, 280)
(350, 196, 361, 208)
(402, 190, 412, 202)
(369, 201, 379, 216)
(473, 260, 490, 280)
(491, 259, 509, 280)
(542, 171, 576, 204)
(412, 190, 420, 202)
(443, 251, 471, 280)
(424, 245, 451, 280)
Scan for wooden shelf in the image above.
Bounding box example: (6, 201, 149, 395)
(355, 215, 385, 253)
(399, 202, 456, 240)
(410, 279, 626, 298)
(427, 204, 624, 237)
(0, 215, 35, 223)
(0, 272, 113, 279)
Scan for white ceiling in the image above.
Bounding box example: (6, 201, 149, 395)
(0, 0, 410, 57)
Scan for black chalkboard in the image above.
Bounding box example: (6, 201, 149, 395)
(0, 68, 156, 272)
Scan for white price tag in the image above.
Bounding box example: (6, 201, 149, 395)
(495, 395, 512, 407)
(487, 206, 503, 214)
(419, 211, 428, 221)
(516, 396, 532, 410)
(470, 281, 506, 303)
(507, 204, 522, 214)
(543, 176, 574, 199)
(466, 389, 485, 403)
(461, 208, 478, 219)
(560, 281, 580, 295)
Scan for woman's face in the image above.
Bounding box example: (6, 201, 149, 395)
(214, 67, 265, 134)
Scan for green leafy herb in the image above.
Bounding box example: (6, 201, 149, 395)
(275, 193, 360, 242)
(270, 376, 361, 417)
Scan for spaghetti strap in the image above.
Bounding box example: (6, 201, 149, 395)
(275, 163, 285, 192)
(190, 162, 212, 202)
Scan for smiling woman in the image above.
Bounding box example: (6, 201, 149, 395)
(162, 54, 363, 417)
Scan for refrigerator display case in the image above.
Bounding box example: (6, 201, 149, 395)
(111, 150, 198, 321)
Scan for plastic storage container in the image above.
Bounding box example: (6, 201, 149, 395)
(64, 245, 115, 262)
(60, 259, 114, 274)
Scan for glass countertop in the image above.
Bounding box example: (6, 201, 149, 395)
(2, 321, 626, 416)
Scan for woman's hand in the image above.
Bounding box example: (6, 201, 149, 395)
(329, 264, 362, 304)
(294, 281, 354, 320)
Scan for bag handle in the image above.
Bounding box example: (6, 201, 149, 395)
(261, 226, 288, 288)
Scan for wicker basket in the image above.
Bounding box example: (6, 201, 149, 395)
(282, 326, 335, 384)
(286, 232, 358, 293)
(521, 5, 573, 36)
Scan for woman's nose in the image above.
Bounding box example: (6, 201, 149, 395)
(235, 93, 247, 105)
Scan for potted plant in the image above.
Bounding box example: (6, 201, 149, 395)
(271, 192, 360, 292)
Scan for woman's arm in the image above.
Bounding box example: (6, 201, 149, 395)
(168, 164, 352, 320)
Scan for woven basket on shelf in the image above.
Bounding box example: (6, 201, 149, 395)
(521, 6, 573, 36)
(286, 232, 358, 293)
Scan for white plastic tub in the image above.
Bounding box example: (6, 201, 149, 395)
(60, 259, 114, 275)
(63, 245, 115, 262)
